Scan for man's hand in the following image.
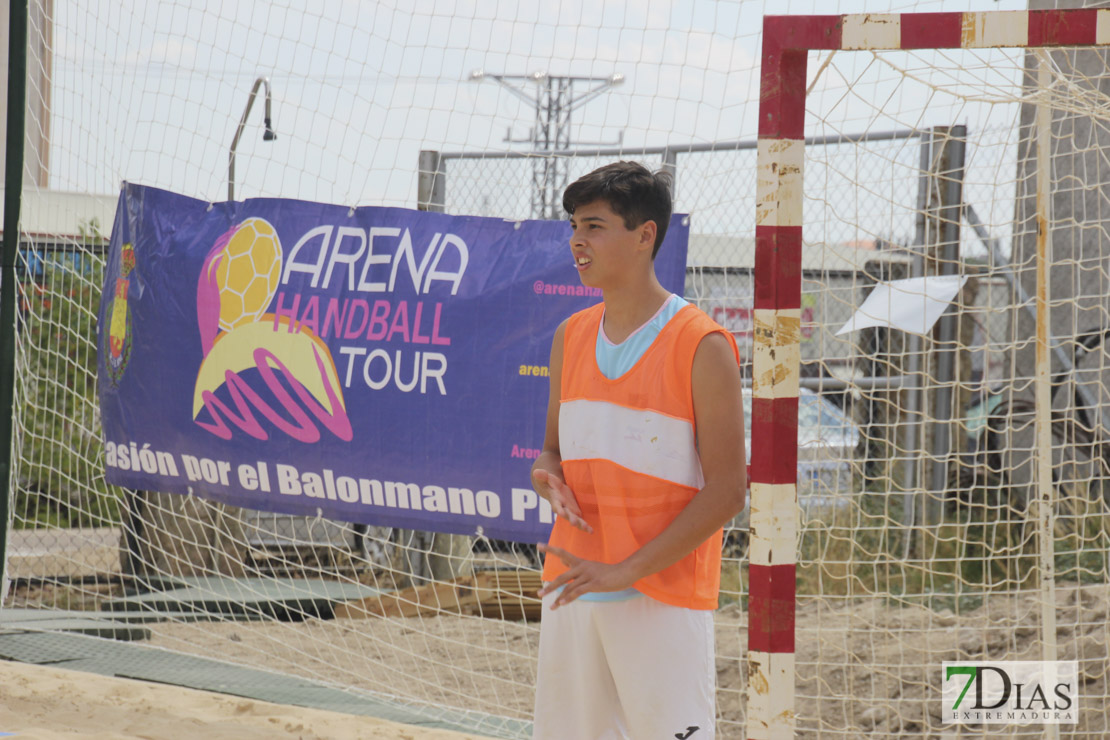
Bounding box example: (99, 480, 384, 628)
(537, 545, 638, 609)
(531, 469, 593, 533)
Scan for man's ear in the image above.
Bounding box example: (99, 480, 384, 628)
(639, 220, 657, 252)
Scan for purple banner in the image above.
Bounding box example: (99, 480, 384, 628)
(98, 183, 688, 543)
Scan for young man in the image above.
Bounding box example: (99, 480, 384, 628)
(530, 161, 747, 739)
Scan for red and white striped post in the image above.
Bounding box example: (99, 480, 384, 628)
(749, 9, 1105, 738)
(749, 15, 837, 740)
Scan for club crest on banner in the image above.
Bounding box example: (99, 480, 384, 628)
(105, 243, 135, 385)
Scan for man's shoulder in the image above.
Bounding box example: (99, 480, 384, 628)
(674, 301, 727, 334)
(574, 301, 606, 318)
(564, 302, 605, 330)
(673, 303, 740, 362)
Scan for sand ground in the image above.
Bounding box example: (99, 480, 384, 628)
(4, 578, 1109, 738)
(0, 660, 483, 740)
(145, 586, 1110, 738)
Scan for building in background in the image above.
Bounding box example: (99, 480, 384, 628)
(0, 0, 53, 189)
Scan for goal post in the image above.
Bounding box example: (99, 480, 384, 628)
(0, 0, 30, 604)
(753, 9, 1110, 738)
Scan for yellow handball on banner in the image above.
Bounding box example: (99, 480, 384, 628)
(214, 217, 283, 332)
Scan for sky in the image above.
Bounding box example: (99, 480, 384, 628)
(43, 0, 1038, 247)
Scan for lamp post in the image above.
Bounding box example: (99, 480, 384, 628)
(228, 76, 277, 201)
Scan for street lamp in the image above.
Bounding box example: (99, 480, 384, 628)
(228, 76, 277, 201)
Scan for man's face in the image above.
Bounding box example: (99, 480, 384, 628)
(568, 200, 652, 288)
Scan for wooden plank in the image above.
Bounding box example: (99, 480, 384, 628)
(467, 570, 543, 622)
(333, 578, 477, 619)
(333, 569, 546, 621)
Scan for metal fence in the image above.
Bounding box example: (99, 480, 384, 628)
(418, 127, 1024, 536)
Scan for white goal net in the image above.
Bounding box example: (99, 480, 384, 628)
(3, 1, 1109, 738)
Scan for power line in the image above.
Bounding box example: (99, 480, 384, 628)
(470, 70, 624, 220)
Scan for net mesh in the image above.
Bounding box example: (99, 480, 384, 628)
(781, 37, 1110, 739)
(4, 1, 1110, 738)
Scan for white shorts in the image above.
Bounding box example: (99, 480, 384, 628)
(532, 592, 715, 740)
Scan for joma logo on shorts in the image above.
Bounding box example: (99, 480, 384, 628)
(674, 727, 700, 739)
